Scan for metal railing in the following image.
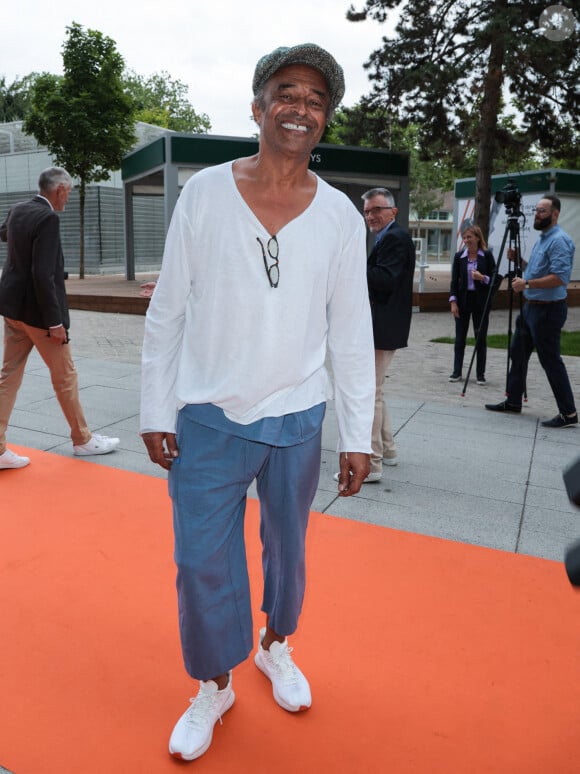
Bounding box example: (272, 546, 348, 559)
(413, 237, 430, 292)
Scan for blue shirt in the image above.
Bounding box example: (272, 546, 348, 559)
(374, 220, 395, 244)
(525, 224, 575, 302)
(180, 402, 326, 447)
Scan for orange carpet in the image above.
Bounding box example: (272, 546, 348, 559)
(1, 447, 580, 773)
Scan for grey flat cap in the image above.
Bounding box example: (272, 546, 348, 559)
(252, 43, 345, 111)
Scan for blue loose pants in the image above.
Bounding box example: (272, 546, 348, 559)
(169, 408, 322, 681)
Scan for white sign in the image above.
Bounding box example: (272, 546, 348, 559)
(455, 194, 541, 271)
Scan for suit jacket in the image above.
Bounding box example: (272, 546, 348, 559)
(367, 220, 416, 350)
(449, 249, 496, 313)
(0, 196, 69, 330)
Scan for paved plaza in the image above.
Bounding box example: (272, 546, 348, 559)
(3, 303, 580, 563)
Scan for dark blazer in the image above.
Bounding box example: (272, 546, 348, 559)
(449, 249, 496, 312)
(0, 196, 69, 330)
(367, 220, 416, 350)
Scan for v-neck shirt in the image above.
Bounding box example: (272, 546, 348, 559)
(141, 160, 375, 452)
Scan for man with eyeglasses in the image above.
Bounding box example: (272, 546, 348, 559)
(140, 44, 375, 761)
(485, 194, 576, 427)
(357, 187, 415, 482)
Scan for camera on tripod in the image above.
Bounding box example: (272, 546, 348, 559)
(494, 180, 522, 215)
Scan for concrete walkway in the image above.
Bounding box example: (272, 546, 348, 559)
(2, 305, 580, 563)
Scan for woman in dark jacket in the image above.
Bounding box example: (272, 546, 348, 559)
(448, 224, 496, 384)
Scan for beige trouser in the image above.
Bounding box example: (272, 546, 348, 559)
(0, 318, 91, 453)
(370, 349, 396, 474)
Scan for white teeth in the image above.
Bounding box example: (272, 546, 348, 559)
(281, 122, 308, 132)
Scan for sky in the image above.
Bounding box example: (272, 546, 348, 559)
(0, 0, 396, 136)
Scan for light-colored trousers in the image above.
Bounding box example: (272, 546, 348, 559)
(370, 348, 396, 474)
(0, 318, 90, 453)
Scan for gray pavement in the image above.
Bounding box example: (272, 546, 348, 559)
(3, 305, 580, 563)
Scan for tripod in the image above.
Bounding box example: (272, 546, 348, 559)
(461, 209, 525, 397)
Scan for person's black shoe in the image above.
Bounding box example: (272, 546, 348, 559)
(541, 413, 578, 428)
(448, 372, 462, 382)
(485, 400, 521, 414)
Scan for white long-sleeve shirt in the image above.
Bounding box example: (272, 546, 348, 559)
(140, 161, 375, 453)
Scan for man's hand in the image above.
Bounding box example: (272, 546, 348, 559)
(336, 451, 371, 497)
(450, 300, 460, 319)
(139, 281, 157, 298)
(512, 276, 525, 294)
(48, 325, 67, 345)
(141, 431, 179, 470)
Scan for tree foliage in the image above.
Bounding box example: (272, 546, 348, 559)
(347, 0, 580, 236)
(323, 103, 450, 217)
(24, 22, 136, 277)
(123, 70, 211, 133)
(0, 75, 38, 122)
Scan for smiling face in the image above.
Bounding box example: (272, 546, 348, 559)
(252, 64, 330, 159)
(462, 228, 479, 251)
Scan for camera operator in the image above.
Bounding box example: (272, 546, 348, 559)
(485, 194, 577, 428)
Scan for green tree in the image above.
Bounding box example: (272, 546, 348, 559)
(24, 23, 136, 278)
(322, 100, 395, 147)
(347, 0, 580, 237)
(0, 74, 38, 122)
(323, 103, 451, 217)
(124, 70, 211, 133)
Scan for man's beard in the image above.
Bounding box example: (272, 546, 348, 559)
(534, 215, 552, 230)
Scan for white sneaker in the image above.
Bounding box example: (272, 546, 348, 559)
(383, 455, 398, 467)
(254, 627, 311, 712)
(0, 448, 30, 469)
(73, 434, 120, 456)
(169, 673, 235, 761)
(333, 471, 382, 484)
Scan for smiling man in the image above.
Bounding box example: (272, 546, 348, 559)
(140, 44, 375, 762)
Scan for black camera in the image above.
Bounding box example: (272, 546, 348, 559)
(494, 181, 522, 214)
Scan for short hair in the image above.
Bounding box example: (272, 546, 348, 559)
(541, 194, 561, 212)
(38, 167, 72, 194)
(462, 224, 488, 250)
(362, 187, 396, 207)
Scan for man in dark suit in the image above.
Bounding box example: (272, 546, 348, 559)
(364, 187, 416, 481)
(0, 166, 119, 469)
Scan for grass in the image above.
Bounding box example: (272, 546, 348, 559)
(431, 330, 580, 357)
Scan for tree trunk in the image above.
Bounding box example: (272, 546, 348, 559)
(79, 179, 85, 279)
(474, 19, 506, 240)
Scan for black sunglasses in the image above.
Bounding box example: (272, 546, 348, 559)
(256, 235, 279, 288)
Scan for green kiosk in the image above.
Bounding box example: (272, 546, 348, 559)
(121, 133, 410, 280)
